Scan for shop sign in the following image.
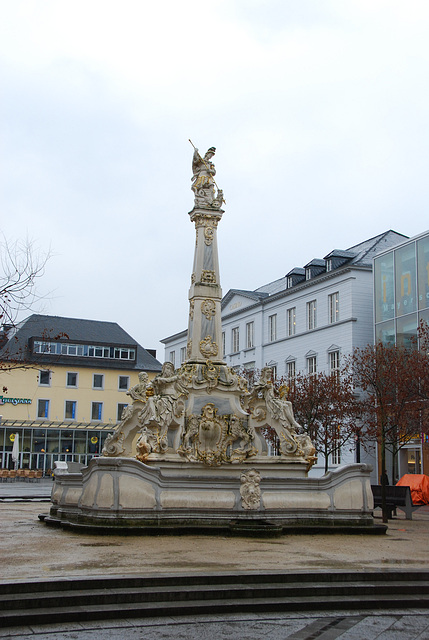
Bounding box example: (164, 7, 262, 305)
(0, 396, 32, 406)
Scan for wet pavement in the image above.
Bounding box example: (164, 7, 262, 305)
(1, 481, 429, 638)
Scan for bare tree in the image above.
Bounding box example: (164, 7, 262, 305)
(0, 234, 50, 327)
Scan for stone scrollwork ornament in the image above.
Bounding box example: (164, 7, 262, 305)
(103, 430, 125, 457)
(201, 270, 216, 284)
(201, 299, 216, 320)
(240, 470, 261, 510)
(179, 404, 256, 466)
(200, 335, 218, 358)
(204, 225, 214, 245)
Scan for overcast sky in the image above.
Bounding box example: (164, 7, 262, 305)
(1, 0, 428, 359)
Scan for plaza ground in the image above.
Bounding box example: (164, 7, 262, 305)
(1, 481, 428, 638)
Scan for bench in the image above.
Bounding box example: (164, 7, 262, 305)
(371, 484, 413, 520)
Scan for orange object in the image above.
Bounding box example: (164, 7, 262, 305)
(396, 474, 429, 505)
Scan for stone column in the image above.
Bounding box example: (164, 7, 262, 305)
(186, 207, 225, 364)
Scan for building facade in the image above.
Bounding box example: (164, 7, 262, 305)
(373, 229, 429, 477)
(0, 315, 162, 473)
(163, 230, 407, 477)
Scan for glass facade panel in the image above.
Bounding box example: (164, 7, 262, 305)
(395, 243, 417, 317)
(396, 313, 417, 349)
(32, 430, 46, 452)
(419, 308, 429, 332)
(74, 430, 87, 454)
(4, 429, 16, 453)
(46, 430, 60, 454)
(22, 429, 31, 453)
(61, 430, 74, 454)
(417, 235, 429, 310)
(88, 431, 100, 454)
(375, 320, 395, 346)
(374, 253, 395, 322)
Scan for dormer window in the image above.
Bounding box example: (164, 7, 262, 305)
(305, 269, 312, 281)
(326, 259, 332, 272)
(287, 276, 293, 288)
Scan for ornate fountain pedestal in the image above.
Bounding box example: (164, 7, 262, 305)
(43, 146, 380, 535)
(46, 457, 376, 534)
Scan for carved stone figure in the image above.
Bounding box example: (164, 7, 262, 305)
(191, 147, 224, 209)
(127, 371, 150, 403)
(137, 362, 187, 453)
(135, 426, 153, 462)
(240, 470, 261, 510)
(227, 415, 257, 463)
(296, 434, 317, 469)
(248, 367, 300, 456)
(197, 403, 226, 465)
(103, 374, 149, 458)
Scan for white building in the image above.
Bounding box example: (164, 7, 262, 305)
(162, 230, 407, 476)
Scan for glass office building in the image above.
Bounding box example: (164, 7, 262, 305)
(374, 230, 429, 347)
(374, 230, 429, 477)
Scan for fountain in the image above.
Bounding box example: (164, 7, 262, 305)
(44, 146, 377, 534)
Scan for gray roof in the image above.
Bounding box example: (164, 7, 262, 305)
(346, 230, 408, 266)
(221, 289, 269, 309)
(303, 258, 325, 268)
(323, 249, 356, 260)
(0, 314, 162, 372)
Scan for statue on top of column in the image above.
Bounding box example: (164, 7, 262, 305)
(191, 145, 224, 210)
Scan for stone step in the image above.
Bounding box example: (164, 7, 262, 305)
(1, 572, 429, 627)
(1, 580, 429, 612)
(1, 592, 429, 627)
(1, 570, 429, 595)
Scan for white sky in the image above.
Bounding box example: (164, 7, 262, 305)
(1, 0, 428, 358)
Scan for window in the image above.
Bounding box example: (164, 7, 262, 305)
(307, 356, 317, 375)
(33, 340, 136, 361)
(268, 314, 277, 342)
(66, 372, 78, 387)
(329, 350, 340, 374)
(39, 370, 51, 386)
(270, 365, 277, 379)
(287, 276, 293, 289)
(331, 444, 341, 465)
(93, 374, 104, 389)
(232, 327, 239, 353)
(307, 300, 317, 330)
(169, 351, 176, 367)
(287, 307, 296, 336)
(117, 403, 128, 421)
(246, 322, 254, 349)
(326, 259, 332, 272)
(286, 360, 296, 378)
(65, 400, 77, 420)
(91, 402, 103, 421)
(305, 268, 311, 281)
(180, 347, 187, 364)
(329, 292, 340, 323)
(118, 375, 129, 391)
(37, 399, 50, 419)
